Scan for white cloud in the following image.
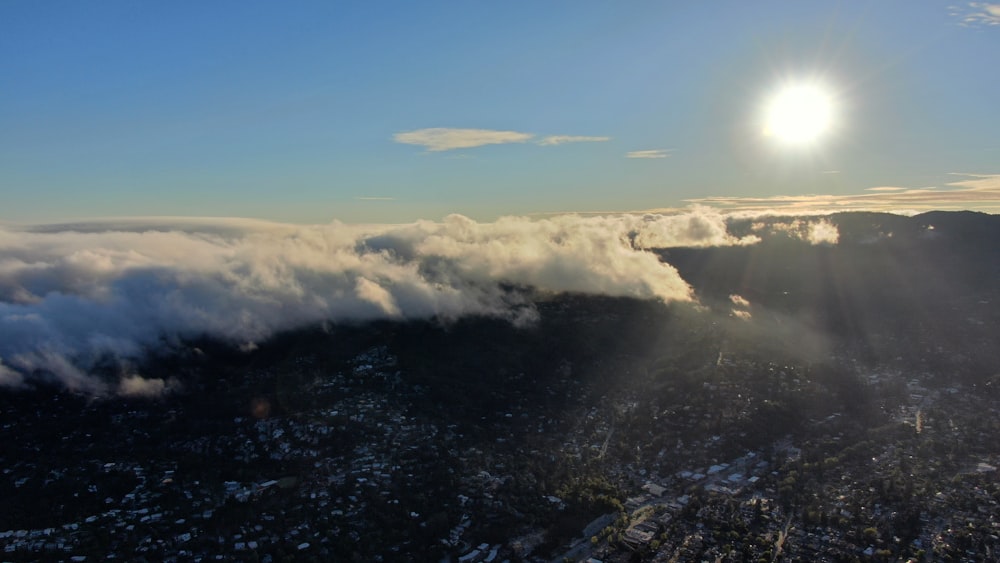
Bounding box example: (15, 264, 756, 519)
(626, 206, 760, 248)
(392, 128, 613, 152)
(954, 2, 1000, 26)
(118, 375, 181, 397)
(1, 211, 776, 393)
(537, 135, 611, 146)
(354, 277, 402, 317)
(393, 128, 534, 151)
(0, 358, 25, 388)
(626, 149, 672, 159)
(728, 294, 753, 320)
(6, 350, 107, 394)
(355, 196, 396, 201)
(686, 173, 1000, 214)
(806, 219, 840, 245)
(946, 171, 1000, 189)
(749, 218, 841, 245)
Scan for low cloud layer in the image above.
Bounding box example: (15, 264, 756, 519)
(0, 211, 761, 395)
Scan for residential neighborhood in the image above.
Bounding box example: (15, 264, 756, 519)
(2, 296, 999, 562)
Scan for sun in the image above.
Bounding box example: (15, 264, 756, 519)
(763, 83, 834, 146)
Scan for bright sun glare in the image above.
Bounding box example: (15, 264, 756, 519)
(764, 83, 834, 146)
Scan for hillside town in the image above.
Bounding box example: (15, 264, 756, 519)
(3, 297, 999, 562)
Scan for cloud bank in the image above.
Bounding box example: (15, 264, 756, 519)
(0, 211, 759, 394)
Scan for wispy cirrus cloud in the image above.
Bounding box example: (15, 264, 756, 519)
(355, 196, 396, 201)
(685, 173, 1000, 214)
(393, 128, 534, 151)
(626, 149, 672, 159)
(536, 135, 611, 146)
(951, 2, 1000, 27)
(393, 128, 610, 152)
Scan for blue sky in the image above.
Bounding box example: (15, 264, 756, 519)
(2, 1, 999, 223)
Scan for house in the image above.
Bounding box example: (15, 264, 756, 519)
(642, 482, 667, 496)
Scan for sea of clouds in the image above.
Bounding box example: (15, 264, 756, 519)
(0, 208, 834, 395)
